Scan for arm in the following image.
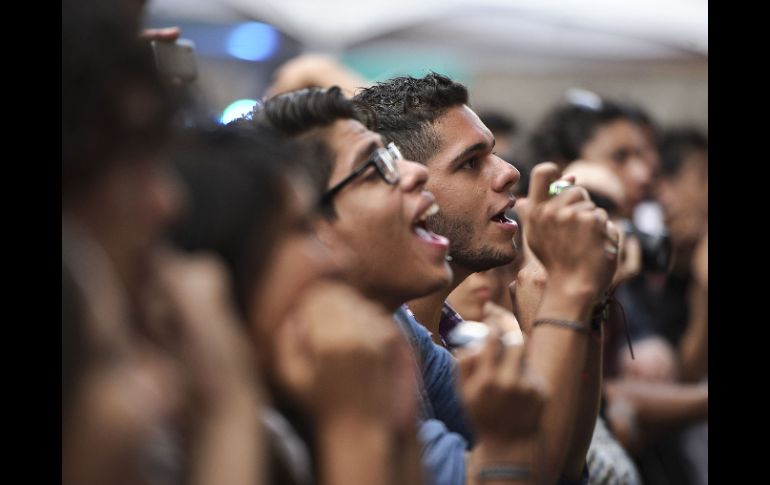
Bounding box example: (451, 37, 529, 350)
(517, 163, 618, 483)
(562, 326, 603, 479)
(288, 282, 422, 485)
(156, 253, 266, 485)
(604, 379, 708, 453)
(317, 416, 393, 485)
(458, 333, 546, 485)
(264, 54, 369, 98)
(679, 235, 708, 382)
(189, 389, 263, 485)
(524, 281, 595, 482)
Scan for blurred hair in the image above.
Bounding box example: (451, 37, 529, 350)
(168, 124, 305, 319)
(62, 0, 177, 199)
(658, 128, 708, 178)
(525, 98, 633, 169)
(478, 111, 518, 137)
(62, 264, 87, 421)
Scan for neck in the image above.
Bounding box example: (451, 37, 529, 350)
(360, 286, 403, 315)
(671, 243, 696, 277)
(407, 263, 470, 343)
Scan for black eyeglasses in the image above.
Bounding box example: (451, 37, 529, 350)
(321, 142, 402, 205)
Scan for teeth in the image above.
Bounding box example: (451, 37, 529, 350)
(494, 213, 512, 223)
(414, 226, 433, 241)
(426, 202, 439, 217)
(419, 202, 440, 221)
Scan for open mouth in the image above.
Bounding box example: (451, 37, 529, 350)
(491, 210, 518, 232)
(413, 202, 449, 248)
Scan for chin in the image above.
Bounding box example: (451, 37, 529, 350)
(409, 271, 452, 301)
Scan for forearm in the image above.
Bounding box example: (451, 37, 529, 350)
(317, 415, 392, 485)
(394, 427, 424, 485)
(525, 280, 595, 483)
(605, 380, 708, 443)
(679, 284, 708, 382)
(190, 389, 264, 485)
(468, 437, 540, 485)
(563, 326, 603, 479)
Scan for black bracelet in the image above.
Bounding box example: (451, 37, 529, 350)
(477, 464, 532, 482)
(590, 297, 610, 334)
(532, 318, 590, 334)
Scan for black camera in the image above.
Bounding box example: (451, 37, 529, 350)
(619, 220, 671, 273)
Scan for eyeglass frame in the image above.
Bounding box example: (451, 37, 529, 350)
(320, 142, 402, 206)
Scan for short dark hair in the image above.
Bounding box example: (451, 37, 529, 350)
(62, 0, 177, 198)
(659, 128, 708, 178)
(231, 87, 363, 197)
(168, 124, 303, 319)
(353, 72, 469, 164)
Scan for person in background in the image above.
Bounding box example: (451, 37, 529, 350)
(168, 123, 425, 485)
(356, 74, 620, 485)
(63, 1, 264, 485)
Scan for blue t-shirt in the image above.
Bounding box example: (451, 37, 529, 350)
(392, 306, 588, 485)
(393, 306, 472, 485)
(393, 306, 475, 442)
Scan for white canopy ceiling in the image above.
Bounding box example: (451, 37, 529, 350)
(148, 0, 707, 64)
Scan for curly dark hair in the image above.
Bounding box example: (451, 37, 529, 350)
(353, 72, 469, 164)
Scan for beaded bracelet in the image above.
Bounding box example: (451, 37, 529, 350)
(476, 464, 532, 482)
(532, 318, 590, 334)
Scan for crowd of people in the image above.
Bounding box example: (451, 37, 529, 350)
(62, 2, 707, 484)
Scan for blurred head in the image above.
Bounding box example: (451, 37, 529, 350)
(62, 2, 183, 484)
(656, 129, 708, 247)
(355, 73, 521, 280)
(243, 87, 453, 310)
(169, 125, 333, 365)
(527, 98, 654, 215)
(62, 0, 180, 296)
(621, 103, 662, 178)
(478, 111, 518, 160)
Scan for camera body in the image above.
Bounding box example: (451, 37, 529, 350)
(150, 38, 198, 83)
(619, 220, 671, 273)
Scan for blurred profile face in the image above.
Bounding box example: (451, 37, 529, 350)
(657, 150, 708, 246)
(639, 124, 662, 186)
(250, 177, 335, 338)
(446, 271, 497, 321)
(580, 119, 652, 214)
(71, 157, 183, 297)
(318, 119, 452, 309)
(424, 105, 521, 274)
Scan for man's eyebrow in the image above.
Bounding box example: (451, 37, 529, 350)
(449, 137, 496, 166)
(351, 141, 380, 168)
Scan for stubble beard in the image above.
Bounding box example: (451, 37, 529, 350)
(428, 212, 513, 273)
